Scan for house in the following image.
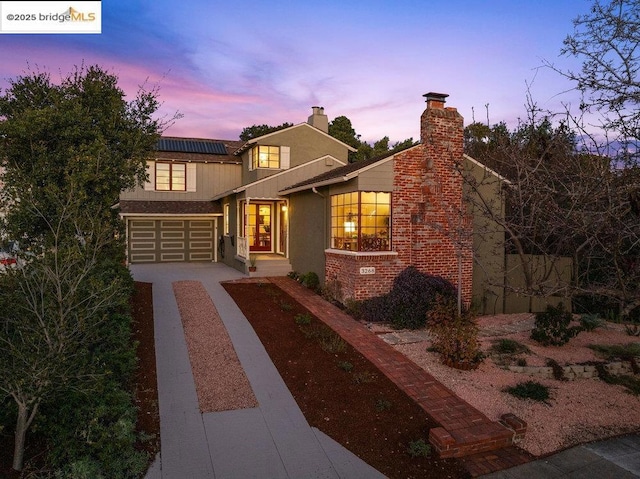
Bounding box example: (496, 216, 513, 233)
(122, 92, 569, 310)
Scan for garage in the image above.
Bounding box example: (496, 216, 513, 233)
(128, 218, 216, 263)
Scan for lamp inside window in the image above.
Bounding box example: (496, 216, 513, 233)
(344, 212, 356, 234)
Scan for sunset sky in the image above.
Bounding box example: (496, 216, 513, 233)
(0, 0, 591, 143)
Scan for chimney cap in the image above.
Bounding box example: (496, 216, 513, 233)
(423, 92, 448, 103)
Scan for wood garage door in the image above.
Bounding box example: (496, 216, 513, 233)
(128, 219, 216, 263)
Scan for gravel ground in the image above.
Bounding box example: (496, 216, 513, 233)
(173, 281, 258, 412)
(391, 314, 640, 457)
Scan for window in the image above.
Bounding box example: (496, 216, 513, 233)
(156, 162, 186, 191)
(331, 192, 391, 252)
(224, 204, 230, 235)
(252, 145, 280, 169)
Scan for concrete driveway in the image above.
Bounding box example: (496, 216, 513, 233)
(132, 262, 385, 479)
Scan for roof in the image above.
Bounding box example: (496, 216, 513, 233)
(154, 137, 244, 164)
(118, 200, 222, 215)
(234, 123, 358, 155)
(280, 144, 420, 194)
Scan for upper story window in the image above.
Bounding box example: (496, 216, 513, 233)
(156, 162, 186, 191)
(251, 145, 280, 169)
(331, 192, 391, 252)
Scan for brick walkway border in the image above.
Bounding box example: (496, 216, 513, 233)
(269, 277, 532, 476)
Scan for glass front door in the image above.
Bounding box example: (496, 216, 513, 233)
(246, 203, 272, 252)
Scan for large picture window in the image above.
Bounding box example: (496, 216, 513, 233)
(252, 145, 280, 169)
(331, 192, 391, 251)
(156, 162, 186, 191)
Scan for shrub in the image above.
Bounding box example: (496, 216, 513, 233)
(375, 397, 392, 412)
(531, 303, 582, 346)
(280, 301, 294, 312)
(338, 361, 353, 372)
(302, 271, 320, 291)
(319, 332, 346, 354)
(594, 363, 640, 395)
(545, 358, 567, 381)
(580, 313, 603, 332)
(300, 323, 346, 354)
(407, 439, 431, 458)
(360, 266, 457, 329)
(489, 338, 531, 356)
(294, 312, 312, 326)
(589, 343, 640, 364)
(625, 323, 640, 337)
(321, 277, 342, 303)
(428, 295, 483, 369)
(504, 381, 550, 402)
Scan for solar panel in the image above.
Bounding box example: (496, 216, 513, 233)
(157, 138, 228, 155)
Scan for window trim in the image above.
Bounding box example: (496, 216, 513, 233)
(155, 162, 187, 191)
(251, 145, 281, 170)
(330, 191, 391, 252)
(224, 203, 230, 235)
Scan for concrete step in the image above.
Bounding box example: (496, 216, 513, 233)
(248, 256, 292, 277)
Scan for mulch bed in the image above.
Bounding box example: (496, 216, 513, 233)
(223, 281, 469, 479)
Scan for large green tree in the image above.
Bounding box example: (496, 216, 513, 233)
(0, 65, 164, 473)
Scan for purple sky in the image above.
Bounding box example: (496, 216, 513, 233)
(0, 1, 591, 143)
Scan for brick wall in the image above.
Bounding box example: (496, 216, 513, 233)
(327, 94, 473, 304)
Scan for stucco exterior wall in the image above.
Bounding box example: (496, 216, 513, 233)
(288, 189, 328, 282)
(462, 156, 507, 314)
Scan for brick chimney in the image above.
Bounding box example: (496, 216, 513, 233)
(420, 92, 463, 148)
(307, 106, 329, 133)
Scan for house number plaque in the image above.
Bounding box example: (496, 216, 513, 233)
(359, 267, 375, 275)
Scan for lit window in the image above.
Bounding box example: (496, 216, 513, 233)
(224, 204, 230, 235)
(252, 146, 280, 169)
(156, 163, 186, 191)
(330, 192, 391, 251)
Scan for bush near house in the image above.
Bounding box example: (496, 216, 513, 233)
(427, 294, 483, 370)
(360, 266, 458, 329)
(531, 303, 583, 346)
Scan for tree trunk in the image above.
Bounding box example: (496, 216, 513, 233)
(13, 403, 28, 471)
(12, 401, 38, 472)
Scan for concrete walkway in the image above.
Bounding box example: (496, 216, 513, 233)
(132, 263, 385, 479)
(481, 433, 640, 478)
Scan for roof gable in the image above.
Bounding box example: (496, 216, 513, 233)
(280, 143, 421, 194)
(236, 122, 357, 154)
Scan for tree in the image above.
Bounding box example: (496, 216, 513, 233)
(328, 115, 361, 149)
(239, 122, 293, 141)
(462, 113, 640, 317)
(0, 65, 164, 472)
(554, 0, 640, 156)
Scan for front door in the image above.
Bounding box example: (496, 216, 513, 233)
(247, 203, 272, 252)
